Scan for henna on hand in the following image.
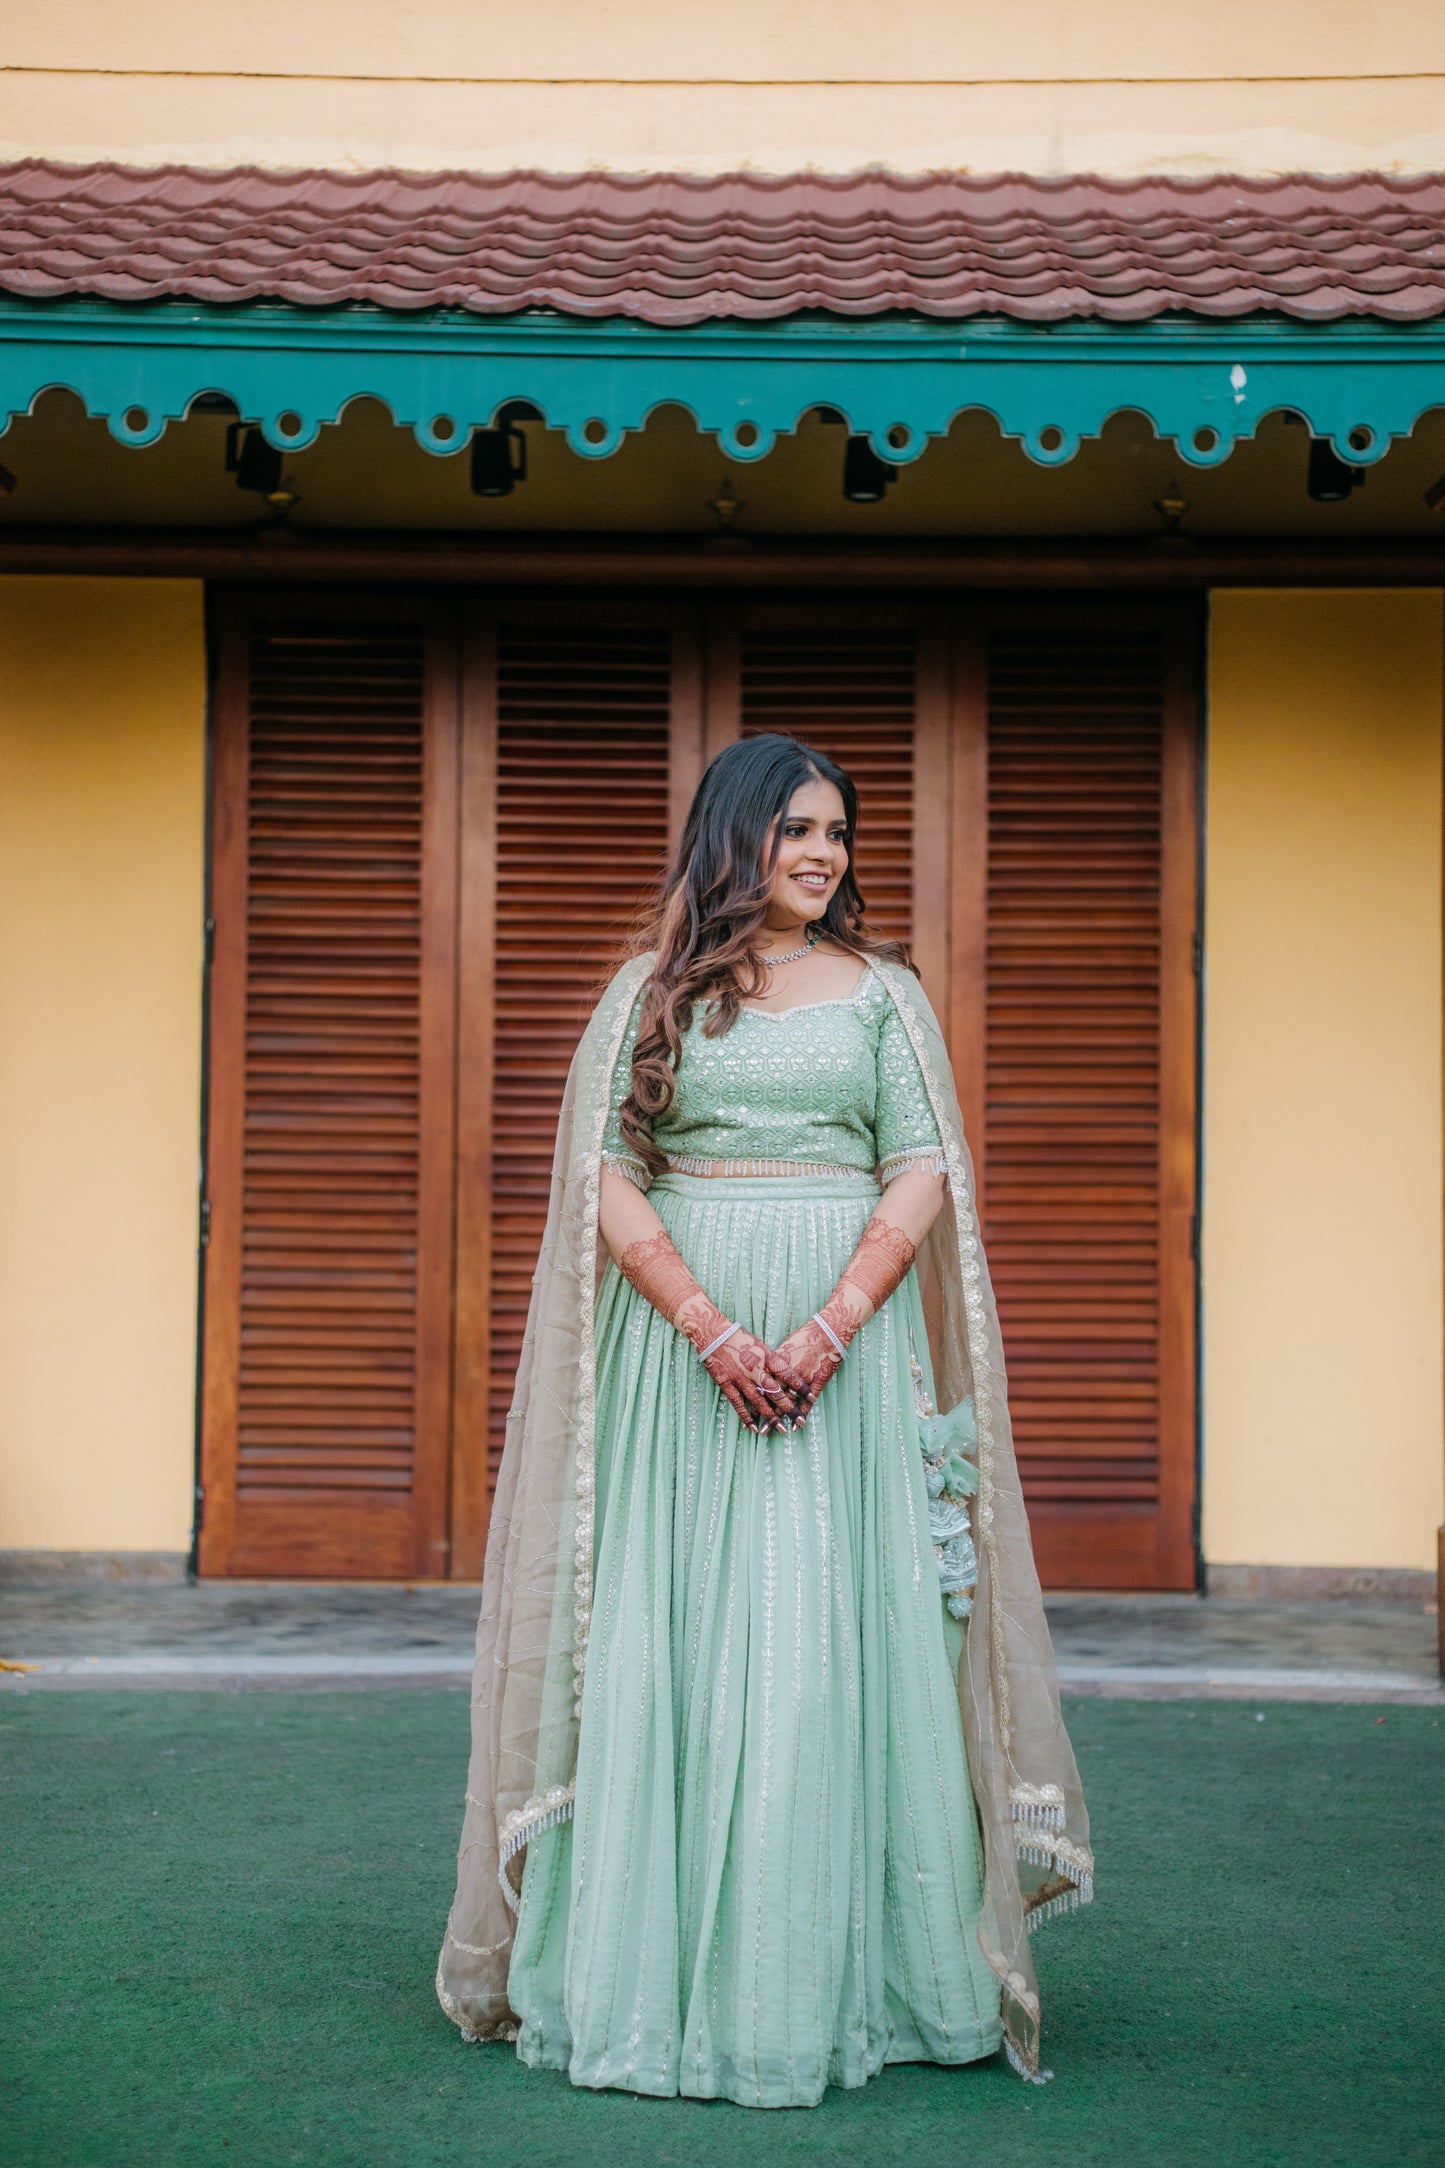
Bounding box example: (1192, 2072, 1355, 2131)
(618, 1230, 710, 1331)
(776, 1296, 853, 1417)
(779, 1217, 920, 1423)
(618, 1229, 805, 1432)
(837, 1217, 917, 1318)
(705, 1326, 810, 1433)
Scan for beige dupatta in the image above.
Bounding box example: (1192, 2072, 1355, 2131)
(437, 952, 1092, 2082)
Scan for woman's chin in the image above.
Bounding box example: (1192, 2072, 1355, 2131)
(785, 886, 832, 919)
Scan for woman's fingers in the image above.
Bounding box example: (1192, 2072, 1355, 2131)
(767, 1354, 811, 1399)
(706, 1327, 857, 1433)
(708, 1339, 789, 1429)
(737, 1335, 801, 1411)
(717, 1377, 761, 1432)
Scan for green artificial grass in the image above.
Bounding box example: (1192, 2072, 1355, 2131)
(2, 1691, 1440, 2168)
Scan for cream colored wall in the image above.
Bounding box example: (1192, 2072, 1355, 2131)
(5, 0, 1444, 176)
(0, 578, 206, 1553)
(1203, 591, 1445, 1572)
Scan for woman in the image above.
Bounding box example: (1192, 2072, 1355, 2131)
(438, 735, 1091, 2106)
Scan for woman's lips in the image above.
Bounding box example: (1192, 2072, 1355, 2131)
(792, 872, 829, 889)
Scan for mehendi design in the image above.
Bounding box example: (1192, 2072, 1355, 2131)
(780, 1218, 919, 1421)
(618, 1229, 707, 1332)
(618, 1229, 806, 1431)
(838, 1218, 917, 1315)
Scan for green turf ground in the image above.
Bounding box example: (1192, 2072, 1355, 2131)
(2, 1691, 1440, 2168)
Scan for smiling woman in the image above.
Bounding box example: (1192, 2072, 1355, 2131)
(438, 733, 1092, 2103)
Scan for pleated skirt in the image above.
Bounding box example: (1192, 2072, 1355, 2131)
(508, 1173, 1002, 2108)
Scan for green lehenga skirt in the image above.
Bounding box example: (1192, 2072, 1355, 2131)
(508, 1173, 1002, 2108)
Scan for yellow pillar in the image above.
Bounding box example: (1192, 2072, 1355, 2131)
(1203, 589, 1445, 1583)
(0, 576, 206, 1558)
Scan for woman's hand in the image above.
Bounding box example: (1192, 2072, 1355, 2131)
(697, 1320, 810, 1434)
(617, 1226, 806, 1432)
(776, 1291, 864, 1420)
(778, 1195, 936, 1422)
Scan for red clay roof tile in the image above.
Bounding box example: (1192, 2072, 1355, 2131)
(3, 160, 1445, 322)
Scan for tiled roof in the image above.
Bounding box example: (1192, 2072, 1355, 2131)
(4, 160, 1445, 323)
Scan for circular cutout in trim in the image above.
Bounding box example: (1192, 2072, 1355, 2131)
(886, 423, 910, 452)
(582, 417, 608, 446)
(1193, 426, 1219, 454)
(734, 420, 760, 449)
(431, 414, 456, 443)
(1347, 424, 1375, 453)
(123, 406, 149, 433)
(277, 411, 303, 439)
(1038, 424, 1065, 454)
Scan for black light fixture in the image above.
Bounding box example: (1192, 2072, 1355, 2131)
(470, 423, 525, 496)
(1306, 438, 1366, 504)
(225, 422, 283, 496)
(842, 435, 895, 504)
(470, 402, 541, 498)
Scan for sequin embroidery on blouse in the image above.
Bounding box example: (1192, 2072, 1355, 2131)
(600, 967, 945, 1184)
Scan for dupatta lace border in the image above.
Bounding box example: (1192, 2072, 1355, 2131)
(492, 960, 648, 1912)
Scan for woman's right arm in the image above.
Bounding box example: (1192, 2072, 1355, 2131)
(599, 1170, 807, 1432)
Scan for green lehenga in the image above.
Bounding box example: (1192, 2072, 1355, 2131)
(506, 974, 1003, 2105)
(437, 956, 1092, 2096)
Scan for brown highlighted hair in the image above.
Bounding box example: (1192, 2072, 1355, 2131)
(619, 733, 912, 1173)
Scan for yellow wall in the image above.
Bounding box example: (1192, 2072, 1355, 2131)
(1203, 591, 1445, 1572)
(5, 0, 1444, 176)
(0, 578, 206, 1553)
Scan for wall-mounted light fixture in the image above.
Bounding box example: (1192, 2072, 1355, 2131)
(225, 423, 283, 496)
(470, 423, 525, 497)
(1306, 439, 1366, 504)
(842, 436, 895, 504)
(470, 402, 542, 498)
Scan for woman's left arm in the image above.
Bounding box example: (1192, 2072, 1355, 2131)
(776, 1167, 945, 1415)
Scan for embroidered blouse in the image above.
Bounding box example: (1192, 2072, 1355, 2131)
(601, 963, 946, 1189)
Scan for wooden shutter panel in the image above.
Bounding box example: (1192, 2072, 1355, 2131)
(969, 606, 1198, 1590)
(200, 599, 458, 1579)
(470, 611, 684, 1508)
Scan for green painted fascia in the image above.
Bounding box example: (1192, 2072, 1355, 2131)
(2, 294, 1443, 467)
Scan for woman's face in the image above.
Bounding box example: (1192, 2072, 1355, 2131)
(764, 776, 850, 928)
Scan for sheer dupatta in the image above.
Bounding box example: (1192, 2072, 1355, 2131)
(437, 953, 1092, 2082)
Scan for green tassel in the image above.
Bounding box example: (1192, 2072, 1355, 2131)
(943, 1449, 978, 1497)
(919, 1395, 976, 1456)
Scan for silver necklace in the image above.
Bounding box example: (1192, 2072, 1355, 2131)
(761, 928, 820, 968)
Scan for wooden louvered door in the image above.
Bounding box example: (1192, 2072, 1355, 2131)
(449, 599, 699, 1574)
(200, 594, 459, 1578)
(952, 600, 1199, 1589)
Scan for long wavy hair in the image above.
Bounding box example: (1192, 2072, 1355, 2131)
(619, 733, 913, 1173)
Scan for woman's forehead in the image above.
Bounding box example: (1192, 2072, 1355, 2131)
(784, 777, 847, 822)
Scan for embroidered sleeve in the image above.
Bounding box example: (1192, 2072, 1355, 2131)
(874, 996, 948, 1185)
(600, 992, 651, 1190)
